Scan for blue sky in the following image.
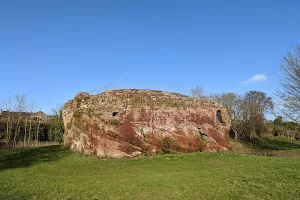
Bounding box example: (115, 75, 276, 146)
(0, 0, 299, 113)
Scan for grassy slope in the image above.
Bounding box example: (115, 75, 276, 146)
(0, 138, 300, 200)
(230, 136, 300, 157)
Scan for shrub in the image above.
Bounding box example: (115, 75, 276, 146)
(161, 136, 179, 154)
(110, 119, 120, 127)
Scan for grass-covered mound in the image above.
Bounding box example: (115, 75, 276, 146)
(1, 137, 300, 200)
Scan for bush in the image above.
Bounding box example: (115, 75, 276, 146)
(160, 136, 179, 154)
(110, 119, 120, 127)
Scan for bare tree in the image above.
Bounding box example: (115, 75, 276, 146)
(191, 85, 204, 98)
(241, 91, 274, 139)
(277, 44, 300, 123)
(2, 97, 13, 146)
(36, 118, 40, 145)
(24, 114, 28, 147)
(49, 103, 65, 142)
(213, 91, 274, 140)
(14, 94, 27, 112)
(27, 101, 36, 145)
(210, 92, 243, 139)
(210, 93, 243, 120)
(35, 108, 43, 145)
(51, 103, 65, 119)
(24, 100, 35, 146)
(13, 94, 27, 146)
(0, 101, 3, 113)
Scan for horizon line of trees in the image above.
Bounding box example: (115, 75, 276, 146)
(0, 94, 64, 147)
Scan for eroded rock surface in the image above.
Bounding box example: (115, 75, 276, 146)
(62, 89, 232, 158)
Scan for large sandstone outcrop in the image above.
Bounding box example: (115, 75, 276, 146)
(62, 89, 231, 158)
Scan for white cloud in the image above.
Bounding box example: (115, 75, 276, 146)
(240, 74, 267, 84)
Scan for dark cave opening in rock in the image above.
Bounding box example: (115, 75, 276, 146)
(216, 110, 223, 123)
(112, 112, 118, 117)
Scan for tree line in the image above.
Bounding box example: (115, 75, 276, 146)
(191, 87, 300, 140)
(0, 94, 64, 147)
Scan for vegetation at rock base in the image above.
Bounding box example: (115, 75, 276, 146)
(110, 119, 120, 127)
(0, 136, 299, 200)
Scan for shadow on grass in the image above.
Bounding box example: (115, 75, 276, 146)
(0, 145, 71, 171)
(241, 137, 300, 151)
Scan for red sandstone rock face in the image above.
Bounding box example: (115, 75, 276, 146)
(62, 89, 232, 158)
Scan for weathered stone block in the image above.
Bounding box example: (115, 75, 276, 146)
(62, 89, 232, 158)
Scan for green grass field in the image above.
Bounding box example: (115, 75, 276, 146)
(1, 137, 300, 200)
